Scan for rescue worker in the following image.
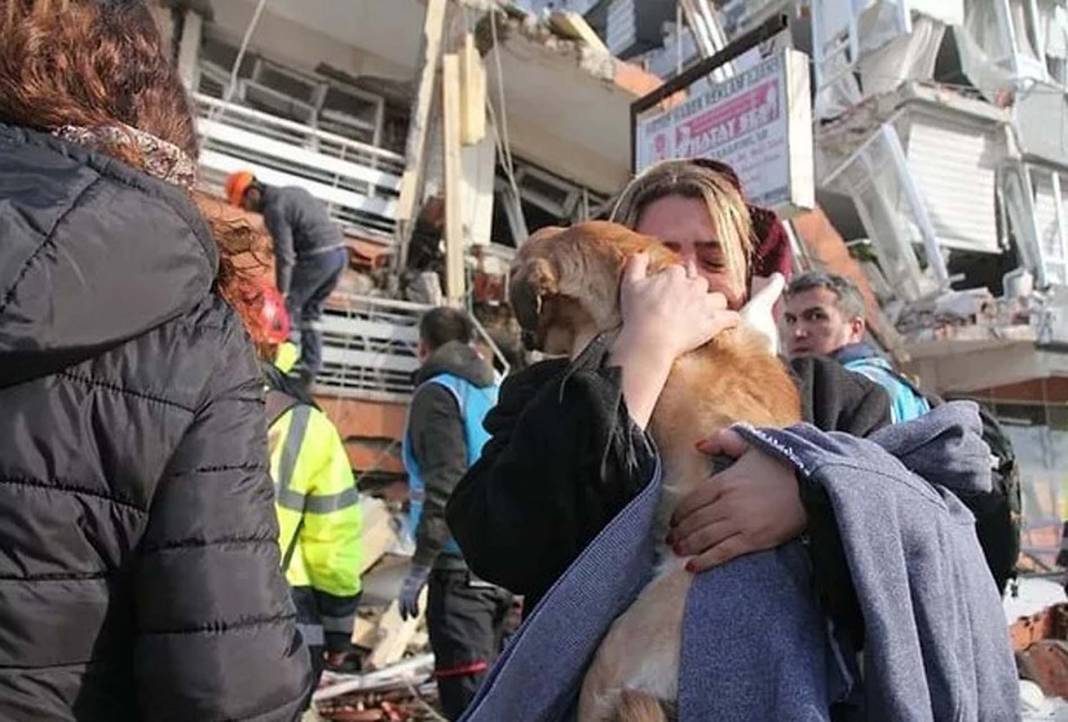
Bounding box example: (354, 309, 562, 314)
(784, 271, 1022, 592)
(227, 171, 349, 388)
(258, 284, 363, 699)
(398, 307, 512, 720)
(783, 270, 931, 423)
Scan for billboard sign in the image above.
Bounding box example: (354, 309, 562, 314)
(634, 48, 814, 214)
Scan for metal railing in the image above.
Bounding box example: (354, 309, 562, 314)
(315, 293, 430, 402)
(194, 93, 405, 241)
(314, 293, 512, 403)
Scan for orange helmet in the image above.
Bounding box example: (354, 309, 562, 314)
(259, 281, 290, 345)
(225, 170, 256, 207)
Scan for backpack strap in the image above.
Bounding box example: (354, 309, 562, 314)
(265, 389, 301, 428)
(261, 360, 317, 427)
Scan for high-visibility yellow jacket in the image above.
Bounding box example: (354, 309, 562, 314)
(264, 356, 363, 651)
(268, 403, 363, 596)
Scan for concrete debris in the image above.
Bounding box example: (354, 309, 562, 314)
(474, 8, 615, 82)
(895, 288, 997, 337)
(1018, 640, 1068, 700)
(359, 497, 411, 577)
(317, 683, 442, 722)
(1008, 591, 1068, 711)
(1020, 679, 1068, 721)
(547, 10, 610, 56)
(405, 271, 444, 307)
(364, 597, 428, 672)
(307, 497, 438, 720)
(315, 655, 440, 721)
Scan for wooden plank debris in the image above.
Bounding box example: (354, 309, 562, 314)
(460, 33, 487, 145)
(548, 10, 610, 55)
(359, 497, 402, 575)
(395, 0, 448, 271)
(365, 594, 428, 671)
(442, 53, 466, 304)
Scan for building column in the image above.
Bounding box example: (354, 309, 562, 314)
(177, 8, 204, 92)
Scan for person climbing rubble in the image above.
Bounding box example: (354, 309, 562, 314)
(227, 171, 349, 389)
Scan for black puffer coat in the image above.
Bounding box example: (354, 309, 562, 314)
(0, 125, 311, 720)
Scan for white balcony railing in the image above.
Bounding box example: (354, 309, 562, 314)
(193, 93, 405, 242)
(315, 293, 511, 403)
(315, 294, 430, 402)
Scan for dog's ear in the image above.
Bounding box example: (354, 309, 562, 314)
(509, 256, 558, 334)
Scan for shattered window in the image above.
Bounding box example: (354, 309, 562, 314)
(1030, 167, 1068, 286)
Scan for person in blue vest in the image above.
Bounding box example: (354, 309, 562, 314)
(398, 307, 512, 720)
(783, 270, 931, 423)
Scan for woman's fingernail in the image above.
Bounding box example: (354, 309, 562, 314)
(685, 561, 696, 573)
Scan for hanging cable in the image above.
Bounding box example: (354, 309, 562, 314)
(206, 0, 268, 129)
(488, 8, 528, 241)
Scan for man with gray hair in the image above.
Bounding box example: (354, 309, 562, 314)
(783, 270, 930, 423)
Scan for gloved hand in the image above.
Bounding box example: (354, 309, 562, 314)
(740, 273, 785, 356)
(398, 564, 431, 621)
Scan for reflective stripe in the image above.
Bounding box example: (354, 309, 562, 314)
(276, 485, 359, 514)
(297, 623, 324, 646)
(320, 614, 356, 633)
(277, 406, 312, 574)
(276, 405, 312, 495)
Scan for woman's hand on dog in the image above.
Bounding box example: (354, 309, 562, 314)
(617, 252, 739, 360)
(610, 252, 739, 428)
(667, 428, 806, 572)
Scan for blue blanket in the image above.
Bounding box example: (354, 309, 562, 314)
(460, 402, 1018, 721)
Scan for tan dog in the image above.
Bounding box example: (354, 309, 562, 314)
(510, 221, 801, 722)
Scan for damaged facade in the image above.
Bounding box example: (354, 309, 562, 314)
(152, 3, 661, 715)
(155, 0, 1068, 572)
(156, 0, 653, 483)
(145, 0, 1068, 714)
(616, 0, 1068, 573)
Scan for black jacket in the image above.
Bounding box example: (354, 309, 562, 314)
(447, 338, 892, 616)
(408, 342, 497, 571)
(0, 125, 311, 721)
(261, 186, 345, 294)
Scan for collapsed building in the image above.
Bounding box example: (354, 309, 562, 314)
(151, 0, 1068, 568)
(144, 0, 1068, 714)
(152, 0, 660, 496)
(534, 0, 1068, 574)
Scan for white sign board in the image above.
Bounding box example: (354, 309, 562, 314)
(635, 48, 815, 214)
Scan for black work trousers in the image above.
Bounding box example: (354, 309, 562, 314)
(426, 569, 513, 720)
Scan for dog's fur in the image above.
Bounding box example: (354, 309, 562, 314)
(510, 221, 802, 722)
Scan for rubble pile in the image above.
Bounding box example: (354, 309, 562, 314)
(1013, 601, 1068, 699)
(316, 669, 441, 722)
(894, 288, 997, 338)
(312, 498, 441, 721)
(1007, 579, 1068, 719)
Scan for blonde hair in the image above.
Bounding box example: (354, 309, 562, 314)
(610, 160, 753, 296)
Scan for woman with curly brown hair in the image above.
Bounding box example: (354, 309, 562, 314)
(0, 1, 311, 719)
